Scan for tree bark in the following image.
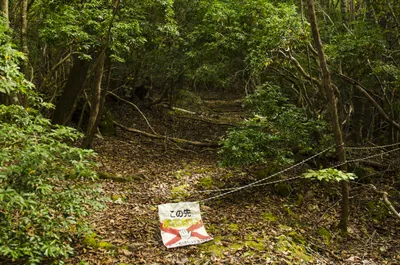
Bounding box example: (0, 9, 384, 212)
(21, 0, 30, 80)
(308, 0, 349, 232)
(52, 55, 90, 125)
(82, 49, 106, 148)
(0, 0, 8, 27)
(81, 0, 120, 148)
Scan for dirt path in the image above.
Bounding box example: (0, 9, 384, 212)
(67, 99, 400, 265)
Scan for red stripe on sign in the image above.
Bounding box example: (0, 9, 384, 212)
(160, 220, 211, 246)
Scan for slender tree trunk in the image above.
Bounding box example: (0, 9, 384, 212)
(308, 0, 349, 232)
(340, 0, 347, 21)
(52, 55, 90, 125)
(0, 0, 8, 26)
(81, 0, 120, 148)
(21, 0, 30, 79)
(82, 49, 106, 149)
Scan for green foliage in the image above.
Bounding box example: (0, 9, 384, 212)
(0, 19, 33, 97)
(0, 105, 103, 264)
(303, 168, 356, 182)
(219, 84, 328, 167)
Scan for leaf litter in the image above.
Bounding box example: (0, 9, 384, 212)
(67, 98, 400, 265)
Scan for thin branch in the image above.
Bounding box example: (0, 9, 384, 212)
(113, 120, 220, 148)
(369, 184, 400, 221)
(107, 91, 157, 135)
(338, 73, 400, 131)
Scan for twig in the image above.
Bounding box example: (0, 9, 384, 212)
(369, 184, 400, 220)
(107, 91, 157, 135)
(113, 121, 220, 148)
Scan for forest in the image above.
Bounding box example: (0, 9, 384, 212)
(0, 0, 400, 264)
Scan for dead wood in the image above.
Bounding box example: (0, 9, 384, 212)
(174, 114, 237, 127)
(112, 120, 221, 148)
(369, 184, 400, 221)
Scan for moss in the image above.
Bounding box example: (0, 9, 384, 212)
(366, 201, 389, 221)
(198, 177, 214, 189)
(296, 194, 304, 207)
(287, 231, 306, 245)
(82, 233, 98, 248)
(111, 194, 125, 201)
(284, 206, 299, 220)
(97, 241, 117, 250)
(171, 185, 191, 201)
(227, 223, 239, 232)
(245, 240, 265, 251)
(199, 237, 226, 258)
(262, 212, 278, 222)
(276, 235, 313, 262)
(82, 233, 116, 250)
(317, 227, 331, 245)
(231, 243, 243, 251)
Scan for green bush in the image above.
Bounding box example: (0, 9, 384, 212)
(0, 105, 103, 264)
(219, 83, 329, 167)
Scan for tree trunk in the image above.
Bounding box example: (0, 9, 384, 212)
(0, 0, 8, 27)
(340, 0, 347, 21)
(82, 50, 106, 148)
(308, 0, 349, 232)
(81, 49, 106, 149)
(21, 0, 30, 79)
(52, 55, 90, 125)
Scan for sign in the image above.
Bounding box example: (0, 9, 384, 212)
(158, 202, 213, 248)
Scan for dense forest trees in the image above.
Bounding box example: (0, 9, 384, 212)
(1, 0, 400, 263)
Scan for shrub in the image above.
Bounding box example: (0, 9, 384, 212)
(0, 105, 103, 264)
(219, 83, 329, 167)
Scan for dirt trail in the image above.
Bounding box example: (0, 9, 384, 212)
(67, 98, 400, 265)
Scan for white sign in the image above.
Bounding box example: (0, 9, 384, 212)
(158, 202, 213, 248)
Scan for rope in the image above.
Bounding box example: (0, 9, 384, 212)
(199, 145, 400, 202)
(344, 142, 400, 150)
(199, 145, 334, 202)
(127, 143, 400, 201)
(332, 146, 400, 169)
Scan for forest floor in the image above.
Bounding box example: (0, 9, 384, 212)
(67, 93, 400, 265)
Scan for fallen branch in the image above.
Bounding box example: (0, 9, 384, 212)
(107, 91, 157, 135)
(113, 120, 221, 148)
(369, 184, 400, 221)
(175, 114, 237, 127)
(172, 107, 197, 115)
